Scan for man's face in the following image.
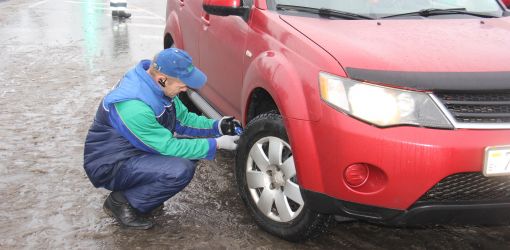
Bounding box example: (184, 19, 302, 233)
(161, 76, 188, 98)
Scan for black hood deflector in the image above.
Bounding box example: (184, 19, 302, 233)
(346, 68, 510, 91)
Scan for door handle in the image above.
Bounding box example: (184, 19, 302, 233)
(178, 0, 184, 7)
(201, 12, 210, 26)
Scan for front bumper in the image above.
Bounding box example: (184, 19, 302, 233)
(303, 189, 510, 225)
(285, 102, 510, 210)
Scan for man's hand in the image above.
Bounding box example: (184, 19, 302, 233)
(219, 116, 242, 135)
(215, 135, 240, 150)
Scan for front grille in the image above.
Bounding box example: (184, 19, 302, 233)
(418, 172, 510, 203)
(435, 92, 510, 124)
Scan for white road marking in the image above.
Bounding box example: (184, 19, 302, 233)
(131, 16, 164, 20)
(62, 1, 165, 25)
(60, 0, 166, 38)
(129, 23, 165, 29)
(92, 7, 150, 12)
(29, 0, 50, 8)
(64, 0, 107, 5)
(1, 90, 15, 98)
(130, 4, 165, 21)
(66, 5, 147, 13)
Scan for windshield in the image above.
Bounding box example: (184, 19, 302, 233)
(270, 0, 505, 18)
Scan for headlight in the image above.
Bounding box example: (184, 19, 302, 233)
(319, 72, 453, 128)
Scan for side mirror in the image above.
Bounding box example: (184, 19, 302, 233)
(203, 0, 249, 18)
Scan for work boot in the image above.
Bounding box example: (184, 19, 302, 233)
(118, 11, 131, 19)
(103, 192, 154, 230)
(138, 204, 164, 218)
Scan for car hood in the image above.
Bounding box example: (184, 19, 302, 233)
(280, 15, 510, 90)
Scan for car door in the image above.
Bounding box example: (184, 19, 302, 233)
(197, 4, 250, 119)
(176, 0, 203, 63)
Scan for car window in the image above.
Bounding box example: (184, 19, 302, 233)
(270, 0, 504, 18)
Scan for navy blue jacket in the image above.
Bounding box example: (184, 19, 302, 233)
(83, 60, 218, 188)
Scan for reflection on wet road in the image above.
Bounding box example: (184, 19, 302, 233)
(0, 0, 509, 249)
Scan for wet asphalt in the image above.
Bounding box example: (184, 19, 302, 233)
(1, 0, 510, 249)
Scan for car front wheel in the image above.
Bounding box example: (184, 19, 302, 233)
(235, 112, 331, 242)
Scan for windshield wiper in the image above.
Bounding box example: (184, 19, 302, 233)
(276, 4, 374, 20)
(318, 8, 375, 20)
(382, 8, 498, 19)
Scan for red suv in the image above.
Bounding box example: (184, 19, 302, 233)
(165, 0, 510, 241)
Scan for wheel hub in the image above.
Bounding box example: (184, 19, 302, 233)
(267, 165, 285, 189)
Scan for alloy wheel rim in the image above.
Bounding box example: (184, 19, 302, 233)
(246, 136, 304, 222)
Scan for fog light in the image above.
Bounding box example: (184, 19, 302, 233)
(344, 164, 369, 187)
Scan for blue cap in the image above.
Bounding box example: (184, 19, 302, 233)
(152, 48, 207, 89)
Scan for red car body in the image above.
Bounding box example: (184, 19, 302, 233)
(165, 0, 510, 230)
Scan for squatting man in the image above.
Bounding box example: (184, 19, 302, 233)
(83, 48, 241, 229)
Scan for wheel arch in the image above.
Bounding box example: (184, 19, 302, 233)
(245, 88, 279, 123)
(164, 11, 183, 49)
(241, 51, 321, 125)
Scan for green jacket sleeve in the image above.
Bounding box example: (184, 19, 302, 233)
(113, 100, 217, 160)
(173, 96, 222, 137)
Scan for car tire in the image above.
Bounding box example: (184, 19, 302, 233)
(235, 112, 331, 242)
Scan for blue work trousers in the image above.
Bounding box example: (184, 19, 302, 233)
(105, 154, 197, 213)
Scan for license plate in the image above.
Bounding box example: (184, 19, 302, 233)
(484, 146, 510, 177)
